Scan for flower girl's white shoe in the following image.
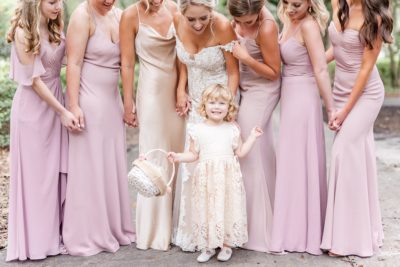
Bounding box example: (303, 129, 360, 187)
(217, 247, 232, 262)
(197, 249, 216, 263)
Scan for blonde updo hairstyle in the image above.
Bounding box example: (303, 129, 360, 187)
(228, 0, 265, 17)
(178, 0, 216, 14)
(278, 0, 329, 35)
(7, 0, 63, 55)
(198, 84, 238, 122)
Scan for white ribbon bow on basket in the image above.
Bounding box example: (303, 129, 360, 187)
(128, 149, 175, 197)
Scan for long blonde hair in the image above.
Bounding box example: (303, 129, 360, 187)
(7, 0, 63, 55)
(278, 0, 329, 34)
(198, 84, 238, 122)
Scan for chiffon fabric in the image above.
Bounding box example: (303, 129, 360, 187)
(270, 29, 327, 255)
(62, 9, 135, 256)
(320, 22, 384, 257)
(6, 37, 68, 261)
(134, 4, 185, 251)
(187, 122, 247, 250)
(235, 19, 281, 252)
(172, 27, 235, 251)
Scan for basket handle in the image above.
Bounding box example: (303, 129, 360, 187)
(143, 148, 175, 187)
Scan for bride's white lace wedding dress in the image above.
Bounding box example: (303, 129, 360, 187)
(172, 33, 237, 252)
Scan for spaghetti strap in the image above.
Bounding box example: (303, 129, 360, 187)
(112, 7, 119, 23)
(86, 0, 97, 26)
(135, 4, 141, 24)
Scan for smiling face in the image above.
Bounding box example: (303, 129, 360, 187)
(40, 0, 62, 20)
(205, 98, 229, 123)
(183, 4, 212, 34)
(92, 0, 116, 14)
(282, 0, 309, 21)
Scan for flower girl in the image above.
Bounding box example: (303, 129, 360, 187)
(169, 84, 262, 262)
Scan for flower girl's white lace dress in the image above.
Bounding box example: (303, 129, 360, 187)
(184, 122, 248, 250)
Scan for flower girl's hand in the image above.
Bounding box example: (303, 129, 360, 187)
(167, 152, 179, 163)
(251, 127, 263, 138)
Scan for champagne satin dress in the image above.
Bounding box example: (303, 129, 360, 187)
(134, 5, 185, 250)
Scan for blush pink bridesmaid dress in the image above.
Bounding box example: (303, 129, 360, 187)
(7, 36, 68, 261)
(270, 28, 327, 255)
(320, 22, 384, 257)
(235, 19, 281, 252)
(62, 10, 135, 256)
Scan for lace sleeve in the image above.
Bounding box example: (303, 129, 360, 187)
(220, 40, 235, 53)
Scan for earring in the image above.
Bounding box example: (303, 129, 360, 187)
(308, 6, 312, 13)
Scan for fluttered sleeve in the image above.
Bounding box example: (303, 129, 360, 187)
(232, 122, 241, 150)
(9, 45, 45, 87)
(187, 123, 200, 153)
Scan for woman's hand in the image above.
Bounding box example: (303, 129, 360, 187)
(69, 105, 85, 132)
(330, 109, 349, 131)
(60, 109, 80, 132)
(123, 105, 138, 128)
(232, 40, 250, 63)
(327, 109, 340, 131)
(176, 92, 191, 117)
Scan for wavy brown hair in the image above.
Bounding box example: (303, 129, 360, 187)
(7, 0, 63, 55)
(228, 0, 265, 17)
(198, 84, 238, 122)
(338, 0, 393, 49)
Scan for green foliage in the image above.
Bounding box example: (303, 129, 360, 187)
(0, 59, 16, 148)
(0, 1, 15, 58)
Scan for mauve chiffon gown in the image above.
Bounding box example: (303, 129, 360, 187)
(235, 20, 281, 252)
(320, 22, 384, 257)
(63, 15, 135, 256)
(270, 33, 327, 255)
(7, 37, 68, 261)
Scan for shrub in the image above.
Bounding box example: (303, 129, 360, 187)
(0, 59, 16, 148)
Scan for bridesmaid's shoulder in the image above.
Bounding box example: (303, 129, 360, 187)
(258, 7, 278, 35)
(68, 2, 91, 33)
(212, 12, 234, 34)
(121, 3, 140, 21)
(300, 17, 320, 34)
(70, 2, 90, 21)
(173, 11, 183, 29)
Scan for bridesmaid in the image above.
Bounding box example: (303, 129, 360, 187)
(120, 0, 185, 250)
(227, 0, 281, 252)
(6, 0, 77, 261)
(321, 0, 393, 257)
(63, 0, 135, 256)
(270, 0, 336, 255)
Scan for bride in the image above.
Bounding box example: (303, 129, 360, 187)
(172, 0, 239, 252)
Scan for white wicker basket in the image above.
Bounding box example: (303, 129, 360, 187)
(128, 149, 175, 197)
